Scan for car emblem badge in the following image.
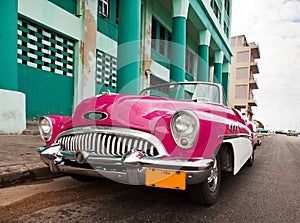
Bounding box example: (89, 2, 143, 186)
(83, 111, 108, 121)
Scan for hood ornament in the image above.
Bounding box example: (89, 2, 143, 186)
(83, 111, 108, 121)
(102, 89, 111, 95)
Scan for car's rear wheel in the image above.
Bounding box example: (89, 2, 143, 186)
(187, 155, 221, 205)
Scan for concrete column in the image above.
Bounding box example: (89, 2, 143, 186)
(170, 0, 189, 82)
(76, 0, 97, 102)
(0, 0, 18, 91)
(214, 51, 224, 84)
(197, 30, 211, 82)
(222, 62, 230, 103)
(141, 0, 153, 90)
(117, 0, 141, 94)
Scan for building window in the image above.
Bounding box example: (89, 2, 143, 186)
(235, 85, 248, 99)
(115, 0, 119, 24)
(210, 0, 220, 22)
(223, 22, 229, 38)
(167, 32, 171, 59)
(151, 17, 172, 60)
(159, 25, 165, 55)
(185, 48, 195, 75)
(151, 18, 157, 49)
(213, 4, 219, 18)
(236, 67, 248, 80)
(99, 0, 109, 18)
(224, 0, 230, 16)
(237, 51, 249, 63)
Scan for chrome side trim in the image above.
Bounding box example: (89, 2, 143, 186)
(219, 134, 252, 141)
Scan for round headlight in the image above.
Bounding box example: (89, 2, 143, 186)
(171, 111, 199, 149)
(174, 114, 196, 135)
(39, 117, 52, 142)
(40, 119, 51, 134)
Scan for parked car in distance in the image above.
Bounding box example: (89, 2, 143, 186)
(37, 82, 256, 205)
(287, 130, 298, 137)
(257, 128, 269, 133)
(275, 130, 287, 135)
(246, 121, 261, 149)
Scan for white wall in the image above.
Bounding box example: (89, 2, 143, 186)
(0, 89, 26, 134)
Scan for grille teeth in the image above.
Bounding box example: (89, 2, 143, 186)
(56, 133, 159, 157)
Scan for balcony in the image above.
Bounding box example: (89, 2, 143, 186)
(248, 99, 257, 107)
(249, 43, 260, 59)
(250, 62, 259, 74)
(248, 95, 257, 107)
(249, 78, 259, 90)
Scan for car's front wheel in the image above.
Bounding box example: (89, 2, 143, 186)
(187, 155, 221, 205)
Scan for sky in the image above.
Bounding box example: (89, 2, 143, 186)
(230, 0, 300, 131)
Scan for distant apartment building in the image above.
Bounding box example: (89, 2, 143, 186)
(229, 35, 260, 121)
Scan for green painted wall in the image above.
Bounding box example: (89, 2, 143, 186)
(48, 0, 78, 15)
(18, 64, 74, 119)
(97, 19, 118, 41)
(0, 0, 18, 91)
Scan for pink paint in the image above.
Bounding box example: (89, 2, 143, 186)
(45, 94, 252, 159)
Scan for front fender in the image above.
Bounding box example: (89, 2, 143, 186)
(223, 135, 253, 175)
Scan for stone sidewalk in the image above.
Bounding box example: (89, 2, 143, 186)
(0, 133, 61, 188)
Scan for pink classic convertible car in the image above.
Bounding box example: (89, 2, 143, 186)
(38, 82, 255, 205)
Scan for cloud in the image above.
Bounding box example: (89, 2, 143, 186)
(231, 0, 300, 130)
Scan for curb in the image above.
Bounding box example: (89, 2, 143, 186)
(0, 165, 64, 188)
(22, 120, 40, 135)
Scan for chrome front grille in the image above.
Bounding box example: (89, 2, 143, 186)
(56, 131, 160, 157)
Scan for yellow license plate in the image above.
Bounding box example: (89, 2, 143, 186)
(145, 168, 186, 190)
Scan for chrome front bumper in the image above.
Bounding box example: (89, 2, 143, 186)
(38, 144, 213, 188)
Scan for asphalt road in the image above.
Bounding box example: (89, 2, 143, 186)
(1, 134, 299, 223)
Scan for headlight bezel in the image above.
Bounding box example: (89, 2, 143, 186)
(38, 116, 53, 142)
(170, 110, 200, 149)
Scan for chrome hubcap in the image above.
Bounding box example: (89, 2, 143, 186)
(207, 158, 219, 192)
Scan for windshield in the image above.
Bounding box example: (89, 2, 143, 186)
(140, 82, 222, 104)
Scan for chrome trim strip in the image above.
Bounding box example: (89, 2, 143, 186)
(87, 156, 214, 169)
(219, 134, 252, 141)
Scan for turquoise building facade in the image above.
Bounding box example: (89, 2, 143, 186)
(0, 0, 232, 130)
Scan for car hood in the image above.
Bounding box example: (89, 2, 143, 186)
(70, 94, 240, 132)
